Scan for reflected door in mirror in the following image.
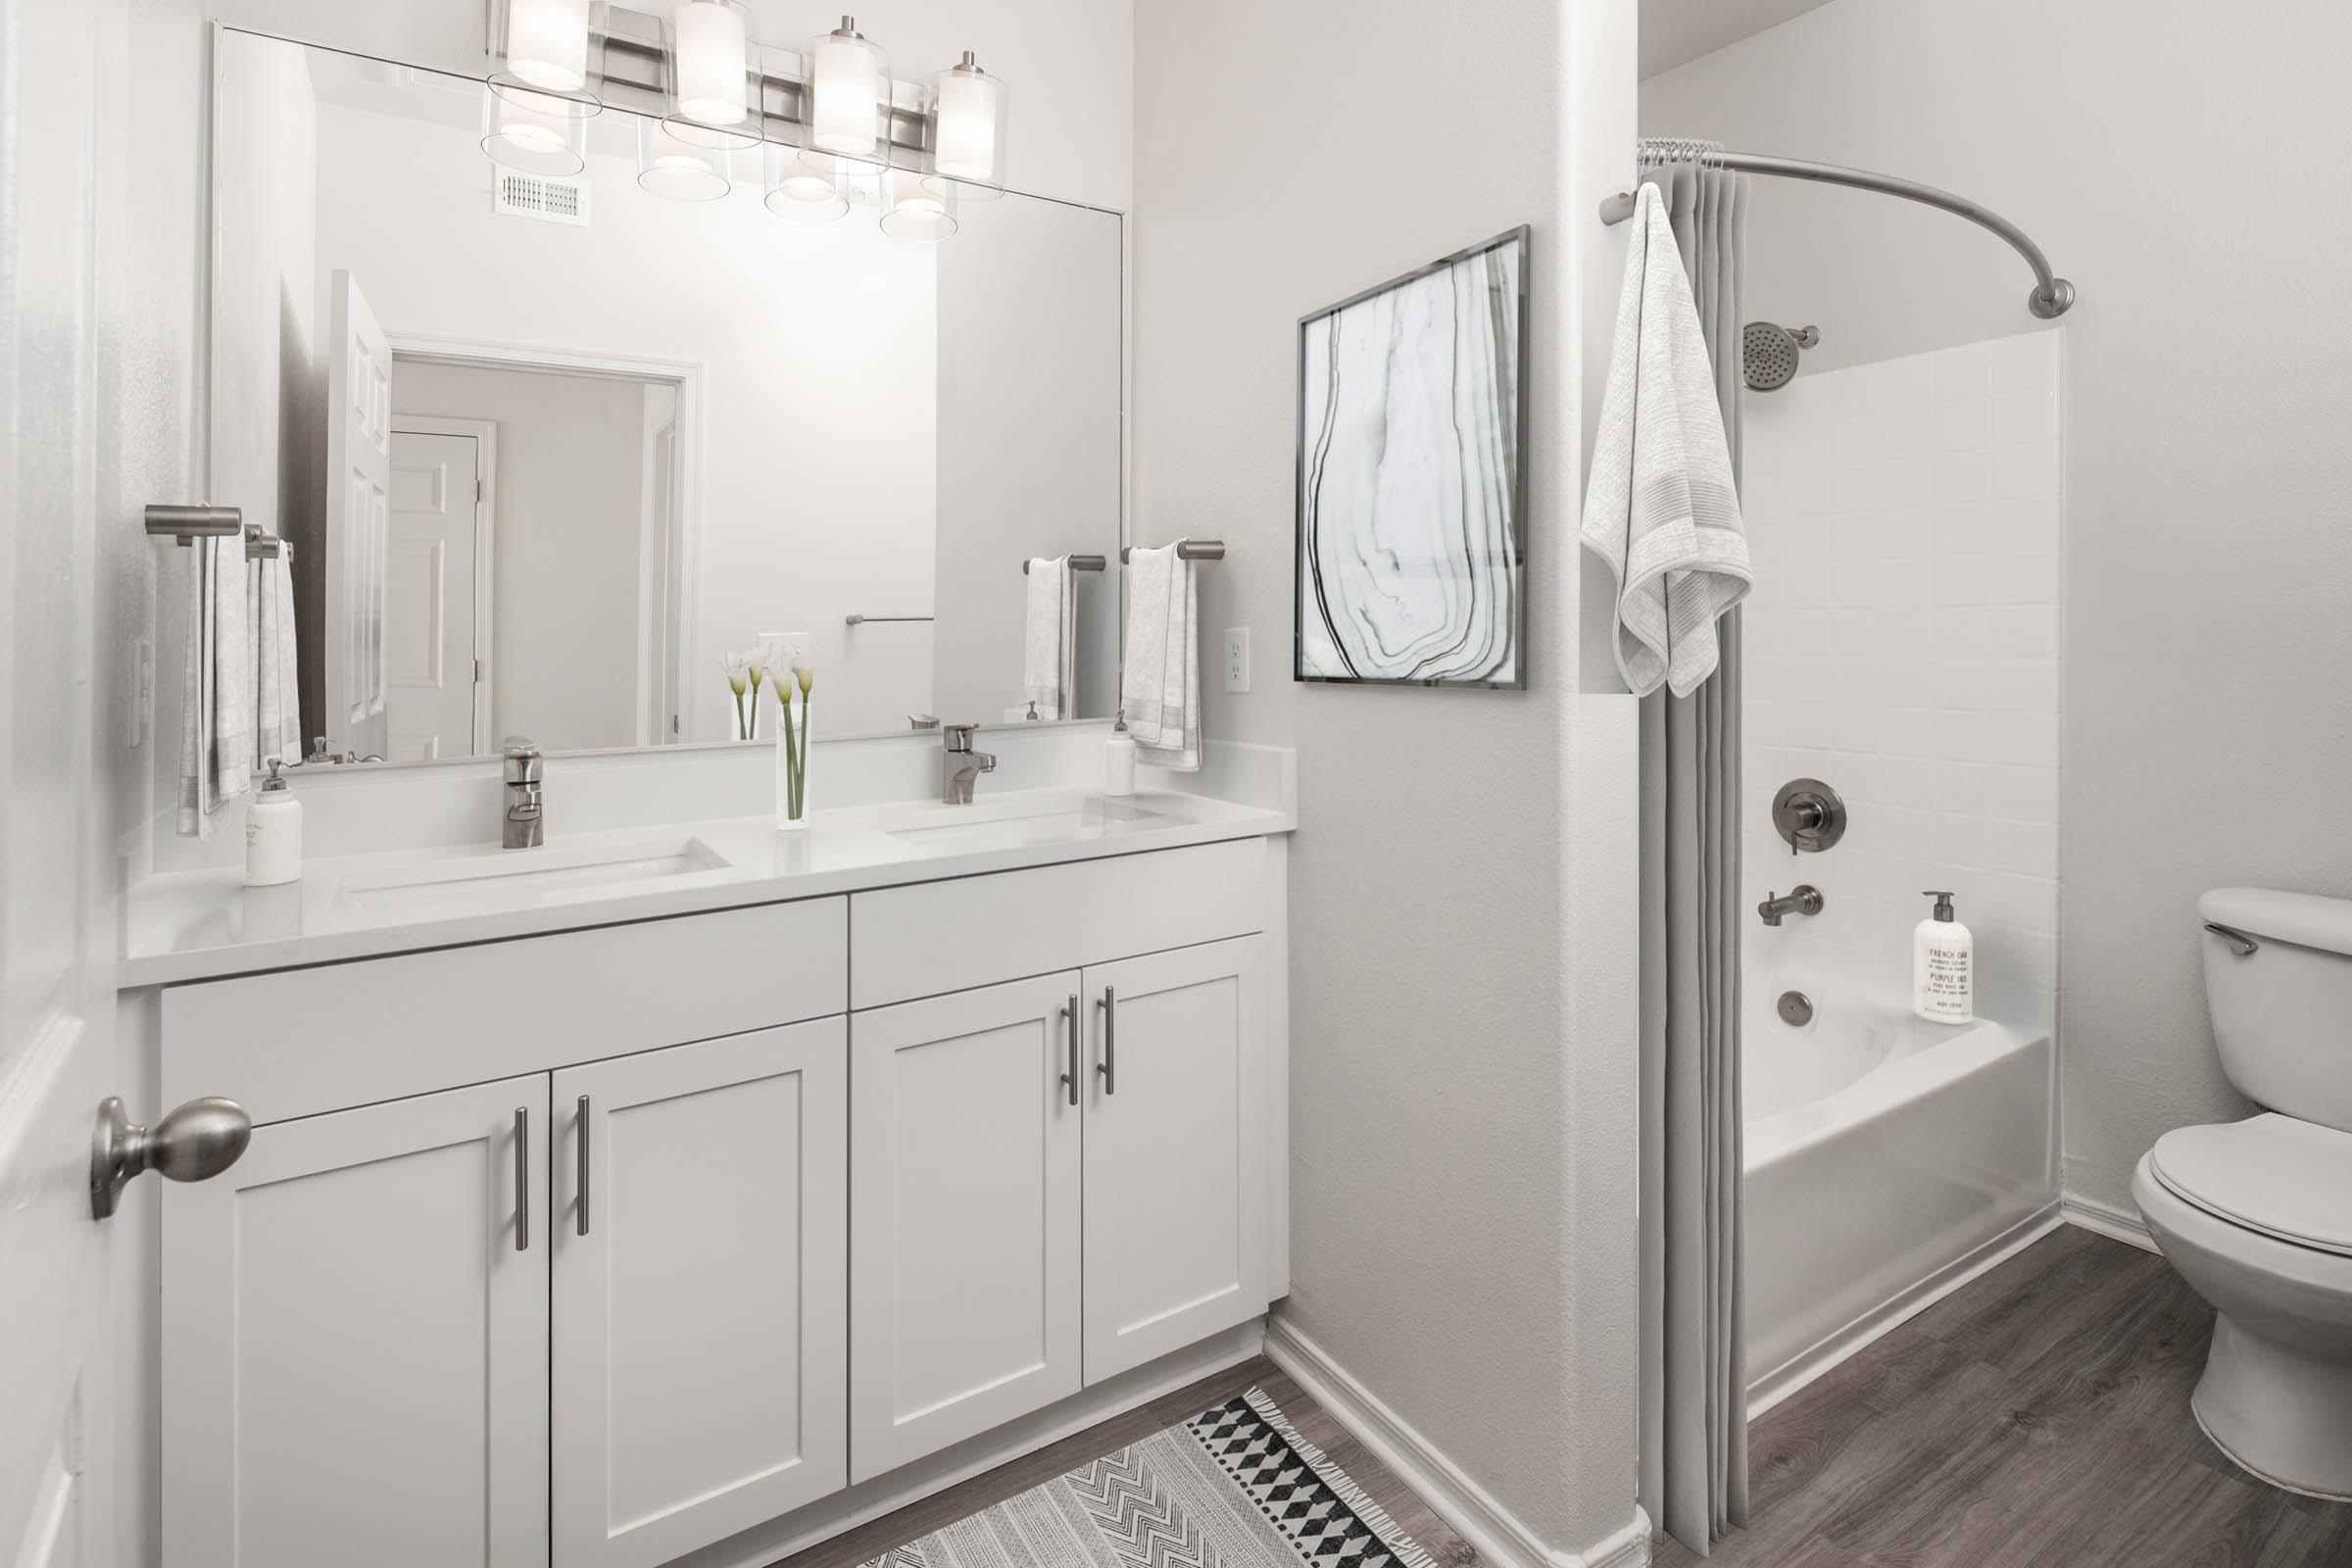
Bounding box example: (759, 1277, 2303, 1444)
(387, 427, 487, 760)
(325, 270, 391, 760)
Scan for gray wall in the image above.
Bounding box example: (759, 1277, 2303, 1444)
(1135, 0, 1641, 1553)
(1643, 0, 2352, 1215)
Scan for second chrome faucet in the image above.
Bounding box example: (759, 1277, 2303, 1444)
(1758, 884, 1824, 927)
(940, 723, 998, 805)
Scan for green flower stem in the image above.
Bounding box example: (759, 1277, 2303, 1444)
(731, 689, 746, 741)
(796, 695, 811, 816)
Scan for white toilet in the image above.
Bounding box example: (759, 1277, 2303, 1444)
(2132, 887, 2352, 1500)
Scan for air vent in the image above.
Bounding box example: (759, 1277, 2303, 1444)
(494, 172, 591, 226)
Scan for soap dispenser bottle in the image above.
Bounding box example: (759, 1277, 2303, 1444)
(1913, 890, 1973, 1024)
(1103, 710, 1137, 798)
(245, 760, 303, 887)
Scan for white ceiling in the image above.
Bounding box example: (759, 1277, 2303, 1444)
(1640, 0, 1839, 78)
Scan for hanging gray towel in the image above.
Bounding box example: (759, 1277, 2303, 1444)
(175, 538, 253, 838)
(251, 539, 302, 769)
(1582, 182, 1751, 698)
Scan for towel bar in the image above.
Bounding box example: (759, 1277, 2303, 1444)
(843, 614, 935, 626)
(1120, 540, 1225, 563)
(1021, 555, 1107, 574)
(145, 504, 242, 546)
(243, 525, 282, 561)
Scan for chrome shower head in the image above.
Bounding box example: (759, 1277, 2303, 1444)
(1741, 321, 1820, 392)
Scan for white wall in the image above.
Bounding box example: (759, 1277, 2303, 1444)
(214, 0, 1134, 211)
(1740, 333, 2062, 1033)
(393, 360, 649, 750)
(1135, 0, 1642, 1557)
(932, 196, 1123, 724)
(1643, 0, 2352, 1214)
(307, 93, 939, 746)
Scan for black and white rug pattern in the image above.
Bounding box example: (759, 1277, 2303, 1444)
(860, 1388, 1438, 1568)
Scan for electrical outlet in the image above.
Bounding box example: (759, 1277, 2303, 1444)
(1222, 627, 1251, 693)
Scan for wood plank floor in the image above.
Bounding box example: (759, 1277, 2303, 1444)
(770, 1360, 1478, 1568)
(1656, 1227, 2352, 1567)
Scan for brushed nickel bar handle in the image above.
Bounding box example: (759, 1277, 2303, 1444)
(514, 1107, 529, 1252)
(1096, 987, 1116, 1096)
(576, 1096, 592, 1236)
(1060, 997, 1079, 1106)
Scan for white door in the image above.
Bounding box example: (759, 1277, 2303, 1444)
(324, 270, 391, 759)
(2, 1, 122, 1563)
(850, 974, 1083, 1481)
(163, 1078, 552, 1568)
(1081, 938, 1268, 1383)
(386, 426, 484, 760)
(552, 1021, 849, 1568)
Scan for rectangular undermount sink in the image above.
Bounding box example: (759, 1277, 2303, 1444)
(885, 798, 1167, 852)
(332, 835, 734, 921)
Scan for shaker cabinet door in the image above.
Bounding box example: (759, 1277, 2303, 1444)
(552, 1018, 849, 1568)
(163, 1077, 552, 1568)
(849, 973, 1084, 1481)
(1081, 937, 1268, 1383)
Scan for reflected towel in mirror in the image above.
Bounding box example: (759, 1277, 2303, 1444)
(1023, 555, 1074, 718)
(175, 539, 252, 837)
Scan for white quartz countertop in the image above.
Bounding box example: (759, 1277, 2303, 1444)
(121, 786, 1294, 989)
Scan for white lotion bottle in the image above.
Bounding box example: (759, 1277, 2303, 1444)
(1103, 711, 1137, 798)
(1913, 889, 1973, 1023)
(244, 760, 303, 887)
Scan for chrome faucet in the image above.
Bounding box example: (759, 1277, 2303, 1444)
(1758, 885, 1824, 927)
(502, 737, 544, 849)
(940, 723, 997, 805)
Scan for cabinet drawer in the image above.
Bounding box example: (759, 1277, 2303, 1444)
(164, 898, 848, 1124)
(849, 838, 1266, 1008)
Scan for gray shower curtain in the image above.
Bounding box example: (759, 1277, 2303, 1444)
(1637, 153, 1750, 1556)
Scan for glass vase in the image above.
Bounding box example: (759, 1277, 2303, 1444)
(774, 700, 811, 830)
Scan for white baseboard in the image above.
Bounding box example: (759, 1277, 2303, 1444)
(1263, 1316, 1650, 1568)
(1748, 1202, 2061, 1417)
(2062, 1192, 2158, 1252)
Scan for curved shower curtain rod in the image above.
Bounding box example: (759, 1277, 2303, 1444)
(1600, 151, 2076, 319)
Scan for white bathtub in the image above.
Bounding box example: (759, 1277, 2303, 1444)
(1743, 985, 2056, 1410)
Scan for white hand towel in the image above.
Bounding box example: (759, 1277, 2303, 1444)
(251, 541, 302, 769)
(1022, 556, 1074, 718)
(1580, 181, 1751, 698)
(1120, 540, 1200, 772)
(175, 537, 253, 838)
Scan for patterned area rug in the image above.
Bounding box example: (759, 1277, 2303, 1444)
(861, 1388, 1439, 1568)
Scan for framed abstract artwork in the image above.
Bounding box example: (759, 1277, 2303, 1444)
(1296, 224, 1529, 689)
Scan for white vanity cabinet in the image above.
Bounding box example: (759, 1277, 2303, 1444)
(162, 1075, 554, 1568)
(551, 1020, 849, 1568)
(152, 835, 1284, 1568)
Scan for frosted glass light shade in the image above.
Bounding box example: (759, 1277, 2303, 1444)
(764, 144, 849, 221)
(928, 53, 1006, 197)
(491, 0, 599, 113)
(806, 17, 889, 163)
(637, 119, 731, 201)
(481, 86, 587, 176)
(666, 0, 758, 142)
(880, 166, 956, 242)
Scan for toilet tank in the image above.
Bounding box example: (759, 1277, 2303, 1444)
(2200, 887, 2352, 1134)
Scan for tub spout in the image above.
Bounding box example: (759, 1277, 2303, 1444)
(1758, 885, 1825, 927)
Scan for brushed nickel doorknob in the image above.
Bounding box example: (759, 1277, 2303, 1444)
(89, 1096, 252, 1219)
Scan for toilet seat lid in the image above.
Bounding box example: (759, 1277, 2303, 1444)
(2150, 1114, 2352, 1257)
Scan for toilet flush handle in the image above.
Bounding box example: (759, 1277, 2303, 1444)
(2203, 921, 2260, 957)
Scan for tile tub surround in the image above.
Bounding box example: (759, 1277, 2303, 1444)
(1740, 331, 2062, 1032)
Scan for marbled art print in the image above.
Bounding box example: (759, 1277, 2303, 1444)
(1297, 226, 1526, 687)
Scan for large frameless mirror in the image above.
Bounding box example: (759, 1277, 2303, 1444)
(200, 27, 1122, 767)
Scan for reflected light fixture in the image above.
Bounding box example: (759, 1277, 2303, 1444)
(927, 52, 1006, 199)
(666, 0, 759, 146)
(480, 85, 587, 175)
(490, 0, 599, 111)
(806, 16, 889, 164)
(764, 144, 850, 222)
(880, 166, 956, 242)
(637, 118, 732, 201)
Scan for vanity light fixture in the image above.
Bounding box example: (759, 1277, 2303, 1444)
(879, 165, 956, 241)
(488, 0, 601, 113)
(806, 16, 890, 164)
(764, 144, 850, 221)
(663, 0, 760, 149)
(637, 118, 732, 201)
(927, 52, 1006, 199)
(480, 85, 588, 176)
(833, 156, 884, 210)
